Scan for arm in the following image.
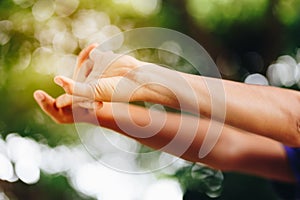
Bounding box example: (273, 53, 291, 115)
(54, 49, 300, 146)
(119, 65, 300, 147)
(34, 90, 295, 183)
(180, 73, 300, 147)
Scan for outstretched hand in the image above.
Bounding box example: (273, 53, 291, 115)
(33, 44, 103, 124)
(33, 90, 95, 124)
(53, 47, 146, 105)
(34, 43, 180, 125)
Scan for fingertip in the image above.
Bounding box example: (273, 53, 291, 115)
(33, 90, 45, 102)
(54, 76, 74, 94)
(34, 90, 55, 103)
(34, 90, 57, 115)
(77, 43, 98, 64)
(89, 43, 99, 49)
(54, 76, 64, 87)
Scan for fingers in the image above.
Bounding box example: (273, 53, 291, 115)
(86, 49, 117, 82)
(76, 43, 98, 69)
(56, 93, 72, 108)
(54, 75, 94, 99)
(34, 90, 96, 124)
(75, 59, 94, 82)
(73, 43, 98, 80)
(56, 93, 101, 109)
(33, 90, 58, 118)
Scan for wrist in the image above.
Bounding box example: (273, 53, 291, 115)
(130, 63, 180, 107)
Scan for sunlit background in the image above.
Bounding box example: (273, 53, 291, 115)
(1, 0, 300, 199)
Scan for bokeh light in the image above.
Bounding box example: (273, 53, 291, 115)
(12, 0, 35, 8)
(0, 132, 189, 200)
(31, 47, 59, 74)
(13, 41, 32, 71)
(267, 55, 300, 87)
(32, 0, 55, 22)
(72, 10, 110, 40)
(244, 73, 269, 85)
(0, 20, 13, 45)
(216, 53, 240, 77)
(54, 0, 79, 17)
(52, 31, 78, 53)
(158, 40, 183, 66)
(131, 0, 161, 16)
(55, 54, 77, 77)
(143, 179, 183, 200)
(0, 153, 14, 182)
(15, 159, 40, 184)
(72, 162, 152, 200)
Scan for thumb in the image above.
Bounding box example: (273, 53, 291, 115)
(54, 76, 94, 99)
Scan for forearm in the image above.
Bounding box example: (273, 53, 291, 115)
(94, 103, 202, 161)
(194, 76, 300, 147)
(92, 103, 295, 183)
(134, 64, 300, 146)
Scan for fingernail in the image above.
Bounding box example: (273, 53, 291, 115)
(34, 91, 45, 101)
(54, 77, 63, 87)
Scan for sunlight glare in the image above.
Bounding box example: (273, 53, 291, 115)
(130, 0, 161, 15)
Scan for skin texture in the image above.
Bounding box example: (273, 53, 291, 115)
(53, 46, 300, 147)
(34, 44, 297, 184)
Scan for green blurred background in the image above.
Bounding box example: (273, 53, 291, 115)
(1, 0, 300, 199)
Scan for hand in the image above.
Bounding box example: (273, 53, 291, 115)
(54, 48, 147, 104)
(56, 43, 103, 109)
(33, 90, 97, 124)
(33, 44, 102, 124)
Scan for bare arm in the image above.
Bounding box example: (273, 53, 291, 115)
(34, 90, 295, 183)
(118, 64, 300, 147)
(55, 56, 300, 146)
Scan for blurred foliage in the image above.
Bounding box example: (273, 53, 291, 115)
(1, 0, 300, 199)
(187, 0, 269, 31)
(174, 164, 223, 198)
